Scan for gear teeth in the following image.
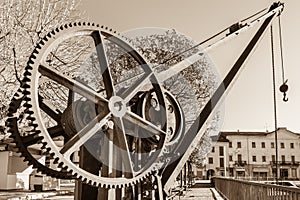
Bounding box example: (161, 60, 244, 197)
(25, 65, 33, 70)
(24, 102, 32, 108)
(36, 43, 42, 49)
(46, 32, 52, 39)
(22, 77, 31, 82)
(58, 162, 64, 168)
(32, 49, 39, 56)
(22, 90, 30, 95)
(26, 115, 35, 121)
(53, 157, 59, 164)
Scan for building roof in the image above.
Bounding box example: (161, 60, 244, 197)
(211, 127, 300, 141)
(211, 133, 229, 142)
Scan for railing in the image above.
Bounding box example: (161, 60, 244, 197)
(234, 161, 247, 167)
(270, 161, 300, 165)
(213, 177, 300, 200)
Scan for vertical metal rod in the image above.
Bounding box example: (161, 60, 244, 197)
(98, 131, 112, 199)
(134, 137, 142, 200)
(270, 25, 279, 183)
(113, 133, 122, 199)
(76, 145, 101, 200)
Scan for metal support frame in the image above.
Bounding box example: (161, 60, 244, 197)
(161, 3, 282, 197)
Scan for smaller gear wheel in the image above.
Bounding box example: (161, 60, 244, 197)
(138, 90, 185, 151)
(6, 88, 74, 179)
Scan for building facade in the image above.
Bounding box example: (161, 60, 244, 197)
(199, 128, 300, 180)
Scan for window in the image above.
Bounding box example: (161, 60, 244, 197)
(212, 147, 215, 153)
(271, 142, 275, 148)
(281, 142, 285, 148)
(208, 157, 213, 164)
(252, 156, 257, 162)
(292, 168, 297, 177)
(262, 156, 266, 162)
(252, 142, 256, 148)
(219, 146, 224, 156)
(237, 142, 241, 148)
(290, 143, 294, 149)
(261, 142, 265, 148)
(229, 155, 233, 161)
(272, 155, 275, 162)
(291, 156, 295, 163)
(229, 142, 232, 148)
(238, 154, 242, 162)
(282, 155, 285, 163)
(272, 168, 276, 176)
(220, 158, 224, 168)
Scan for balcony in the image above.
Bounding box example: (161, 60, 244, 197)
(270, 161, 300, 166)
(234, 161, 247, 167)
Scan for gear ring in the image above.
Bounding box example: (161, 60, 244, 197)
(21, 22, 170, 188)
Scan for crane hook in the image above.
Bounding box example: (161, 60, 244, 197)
(282, 92, 288, 102)
(279, 80, 288, 102)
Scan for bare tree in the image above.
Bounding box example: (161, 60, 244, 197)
(0, 0, 80, 129)
(128, 29, 220, 166)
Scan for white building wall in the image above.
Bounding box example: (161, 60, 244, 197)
(0, 151, 9, 189)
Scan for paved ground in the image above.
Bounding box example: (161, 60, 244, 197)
(0, 190, 73, 200)
(0, 187, 223, 200)
(172, 188, 216, 200)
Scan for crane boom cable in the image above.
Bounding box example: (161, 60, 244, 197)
(117, 4, 283, 87)
(278, 15, 286, 83)
(157, 7, 269, 67)
(242, 7, 268, 23)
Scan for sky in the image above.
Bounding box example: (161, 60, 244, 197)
(80, 0, 300, 133)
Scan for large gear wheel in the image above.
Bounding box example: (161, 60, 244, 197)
(20, 22, 175, 188)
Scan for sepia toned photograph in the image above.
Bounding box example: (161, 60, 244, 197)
(0, 0, 299, 199)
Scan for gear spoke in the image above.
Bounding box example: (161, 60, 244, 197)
(155, 52, 203, 82)
(113, 117, 134, 178)
(60, 113, 111, 158)
(38, 95, 62, 122)
(21, 133, 43, 147)
(124, 111, 166, 138)
(92, 31, 115, 98)
(48, 125, 65, 138)
(39, 63, 108, 104)
(118, 71, 153, 103)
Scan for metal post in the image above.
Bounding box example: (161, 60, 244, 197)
(75, 144, 101, 200)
